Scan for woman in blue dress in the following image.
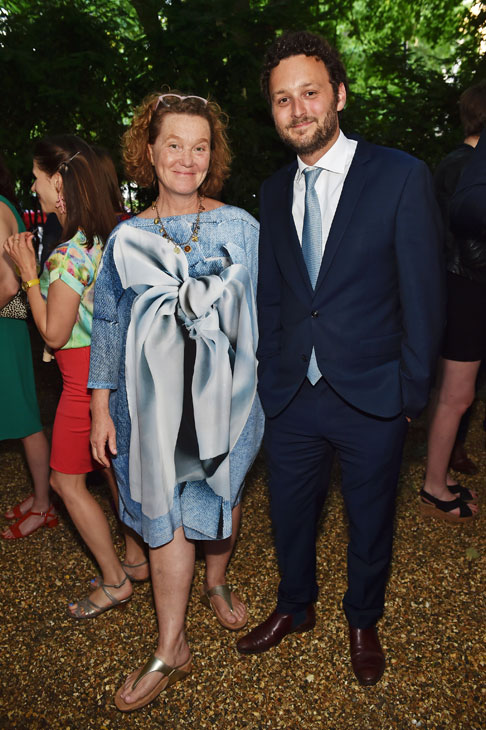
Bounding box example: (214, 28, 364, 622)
(89, 91, 264, 711)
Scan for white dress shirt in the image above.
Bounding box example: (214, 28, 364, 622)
(292, 130, 357, 255)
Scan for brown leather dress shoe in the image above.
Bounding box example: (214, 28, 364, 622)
(237, 605, 315, 655)
(449, 453, 479, 475)
(449, 440, 478, 475)
(349, 626, 385, 686)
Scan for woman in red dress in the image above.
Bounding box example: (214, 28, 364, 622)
(5, 135, 147, 616)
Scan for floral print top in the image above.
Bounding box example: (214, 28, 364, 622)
(40, 229, 104, 350)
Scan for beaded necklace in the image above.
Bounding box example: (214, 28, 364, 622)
(152, 197, 204, 254)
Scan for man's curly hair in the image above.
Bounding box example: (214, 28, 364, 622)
(260, 31, 349, 105)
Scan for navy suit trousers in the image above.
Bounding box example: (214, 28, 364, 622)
(264, 377, 408, 628)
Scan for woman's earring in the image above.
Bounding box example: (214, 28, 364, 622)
(55, 189, 66, 214)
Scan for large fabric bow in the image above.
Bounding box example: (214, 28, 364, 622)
(114, 226, 258, 520)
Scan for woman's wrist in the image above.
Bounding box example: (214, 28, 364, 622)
(21, 276, 40, 291)
(90, 388, 111, 414)
(20, 269, 38, 283)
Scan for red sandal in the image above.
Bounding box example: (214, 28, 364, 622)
(1, 505, 58, 539)
(4, 493, 34, 520)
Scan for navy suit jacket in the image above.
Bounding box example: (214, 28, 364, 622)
(451, 128, 486, 239)
(256, 135, 446, 420)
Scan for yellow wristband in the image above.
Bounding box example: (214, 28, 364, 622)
(21, 278, 40, 292)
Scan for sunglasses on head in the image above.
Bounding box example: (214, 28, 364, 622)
(156, 94, 208, 109)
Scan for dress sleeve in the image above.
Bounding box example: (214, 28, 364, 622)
(88, 229, 125, 390)
(45, 242, 94, 296)
(241, 214, 260, 292)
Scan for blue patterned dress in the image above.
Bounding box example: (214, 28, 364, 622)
(88, 206, 264, 548)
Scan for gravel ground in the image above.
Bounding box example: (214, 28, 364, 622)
(0, 327, 484, 730)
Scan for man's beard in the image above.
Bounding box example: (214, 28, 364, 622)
(276, 106, 339, 157)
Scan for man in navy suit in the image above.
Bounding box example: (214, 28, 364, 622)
(236, 31, 445, 685)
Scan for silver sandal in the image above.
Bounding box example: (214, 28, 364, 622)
(91, 559, 149, 588)
(69, 575, 132, 619)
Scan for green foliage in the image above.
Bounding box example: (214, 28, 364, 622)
(1, 1, 135, 196)
(1, 0, 484, 215)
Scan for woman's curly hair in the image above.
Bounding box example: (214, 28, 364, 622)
(123, 90, 231, 197)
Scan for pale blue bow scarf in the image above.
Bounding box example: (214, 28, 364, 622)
(113, 226, 258, 521)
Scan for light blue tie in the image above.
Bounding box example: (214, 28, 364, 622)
(302, 166, 323, 385)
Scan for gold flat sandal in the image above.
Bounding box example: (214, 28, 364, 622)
(114, 654, 192, 712)
(200, 584, 248, 631)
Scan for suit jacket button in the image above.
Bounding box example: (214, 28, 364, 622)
(301, 354, 309, 362)
(311, 310, 319, 318)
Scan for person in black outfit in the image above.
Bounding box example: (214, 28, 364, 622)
(434, 104, 483, 476)
(421, 81, 486, 522)
(451, 127, 486, 237)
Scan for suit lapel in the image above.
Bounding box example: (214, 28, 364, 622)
(315, 138, 371, 290)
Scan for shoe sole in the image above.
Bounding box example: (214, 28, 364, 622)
(419, 500, 476, 524)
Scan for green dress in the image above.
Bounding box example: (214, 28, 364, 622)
(0, 195, 43, 440)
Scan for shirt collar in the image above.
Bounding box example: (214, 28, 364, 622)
(295, 130, 353, 182)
